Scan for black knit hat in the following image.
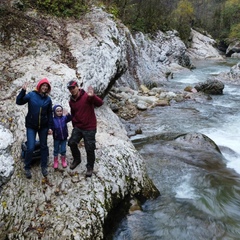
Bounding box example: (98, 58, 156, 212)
(67, 80, 78, 89)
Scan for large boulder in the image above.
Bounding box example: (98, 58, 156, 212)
(187, 29, 224, 60)
(0, 6, 160, 240)
(194, 79, 224, 95)
(0, 126, 14, 189)
(226, 41, 240, 57)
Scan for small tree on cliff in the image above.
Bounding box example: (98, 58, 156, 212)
(170, 0, 195, 42)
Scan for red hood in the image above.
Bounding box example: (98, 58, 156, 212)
(36, 78, 51, 93)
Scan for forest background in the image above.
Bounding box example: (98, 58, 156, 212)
(1, 0, 240, 52)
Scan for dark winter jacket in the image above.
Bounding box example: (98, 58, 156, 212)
(16, 78, 53, 130)
(69, 89, 103, 130)
(53, 105, 72, 141)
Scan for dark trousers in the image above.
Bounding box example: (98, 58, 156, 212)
(68, 128, 96, 169)
(25, 127, 48, 170)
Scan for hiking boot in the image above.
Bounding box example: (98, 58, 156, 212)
(25, 169, 32, 179)
(41, 167, 48, 177)
(86, 168, 93, 178)
(70, 159, 81, 170)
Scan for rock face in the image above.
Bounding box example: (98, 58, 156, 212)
(0, 7, 160, 240)
(226, 41, 240, 57)
(0, 106, 159, 239)
(0, 126, 14, 188)
(187, 29, 224, 60)
(211, 62, 240, 85)
(0, 5, 225, 240)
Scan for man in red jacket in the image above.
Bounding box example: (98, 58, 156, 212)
(67, 80, 103, 177)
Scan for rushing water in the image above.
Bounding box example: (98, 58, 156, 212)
(113, 59, 240, 240)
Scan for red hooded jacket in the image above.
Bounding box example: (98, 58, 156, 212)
(16, 78, 53, 130)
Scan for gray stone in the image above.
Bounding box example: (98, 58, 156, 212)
(194, 79, 224, 95)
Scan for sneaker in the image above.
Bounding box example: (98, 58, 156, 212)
(70, 159, 81, 170)
(25, 169, 32, 179)
(86, 168, 93, 178)
(41, 167, 48, 177)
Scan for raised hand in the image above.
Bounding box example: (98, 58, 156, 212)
(63, 108, 69, 116)
(87, 86, 94, 96)
(22, 82, 28, 90)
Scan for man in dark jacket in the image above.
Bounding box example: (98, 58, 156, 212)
(16, 78, 53, 179)
(67, 80, 103, 177)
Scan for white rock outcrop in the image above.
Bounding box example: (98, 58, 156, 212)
(0, 6, 224, 239)
(187, 29, 224, 59)
(0, 7, 159, 240)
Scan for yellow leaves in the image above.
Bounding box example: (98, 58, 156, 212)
(41, 178, 47, 184)
(229, 23, 240, 39)
(41, 177, 53, 187)
(175, 0, 194, 19)
(2, 201, 7, 208)
(37, 227, 45, 233)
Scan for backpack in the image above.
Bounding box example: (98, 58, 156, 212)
(21, 141, 48, 160)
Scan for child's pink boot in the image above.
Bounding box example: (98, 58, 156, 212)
(53, 156, 58, 169)
(61, 156, 67, 168)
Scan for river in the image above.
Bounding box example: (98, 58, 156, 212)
(113, 59, 240, 240)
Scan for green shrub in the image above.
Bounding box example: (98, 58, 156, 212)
(20, 0, 88, 17)
(229, 23, 240, 40)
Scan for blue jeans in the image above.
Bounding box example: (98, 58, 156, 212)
(53, 139, 67, 156)
(25, 127, 49, 170)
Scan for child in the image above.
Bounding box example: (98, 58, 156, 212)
(52, 105, 71, 169)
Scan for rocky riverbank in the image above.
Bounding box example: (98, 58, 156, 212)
(0, 4, 239, 240)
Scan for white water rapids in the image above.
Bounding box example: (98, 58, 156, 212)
(113, 59, 240, 240)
